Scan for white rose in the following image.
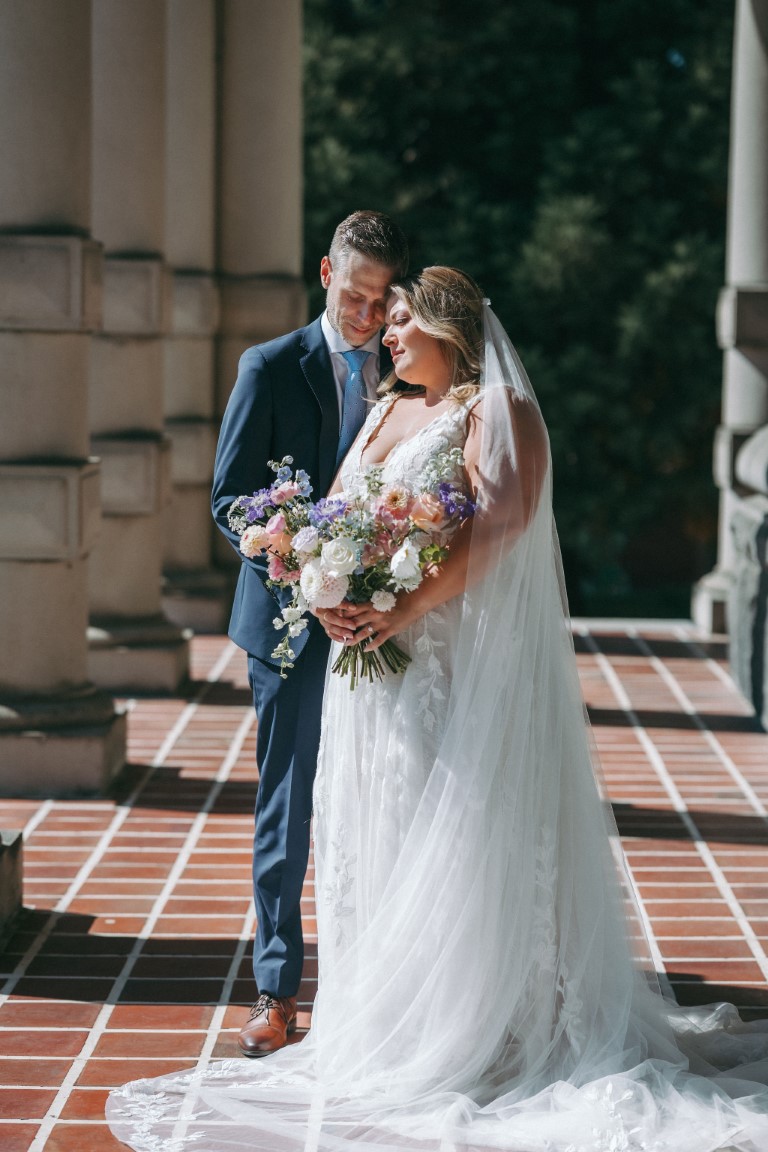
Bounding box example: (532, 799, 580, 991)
(390, 539, 421, 583)
(371, 590, 396, 613)
(291, 525, 319, 554)
(321, 536, 358, 577)
(300, 557, 349, 609)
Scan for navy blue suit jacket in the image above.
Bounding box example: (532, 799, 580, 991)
(212, 316, 392, 662)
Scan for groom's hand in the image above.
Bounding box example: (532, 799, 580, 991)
(312, 603, 359, 645)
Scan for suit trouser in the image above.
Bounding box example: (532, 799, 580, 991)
(247, 622, 331, 998)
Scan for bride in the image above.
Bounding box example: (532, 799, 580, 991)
(108, 268, 768, 1152)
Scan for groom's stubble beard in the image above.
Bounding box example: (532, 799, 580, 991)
(325, 289, 382, 349)
(322, 253, 394, 347)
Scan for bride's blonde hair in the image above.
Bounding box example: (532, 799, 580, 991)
(379, 266, 484, 402)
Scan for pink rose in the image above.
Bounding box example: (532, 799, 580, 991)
(271, 481, 300, 504)
(267, 553, 288, 580)
(411, 493, 447, 531)
(266, 512, 287, 534)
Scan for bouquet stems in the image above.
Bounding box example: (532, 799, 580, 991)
(331, 637, 411, 690)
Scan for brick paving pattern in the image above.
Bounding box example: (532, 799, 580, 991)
(0, 624, 767, 1150)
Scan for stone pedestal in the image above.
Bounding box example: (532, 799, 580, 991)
(0, 831, 22, 948)
(728, 495, 768, 728)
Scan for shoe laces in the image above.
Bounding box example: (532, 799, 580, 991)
(250, 993, 290, 1024)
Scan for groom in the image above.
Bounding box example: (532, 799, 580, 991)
(212, 211, 408, 1056)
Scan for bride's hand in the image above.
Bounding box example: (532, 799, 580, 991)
(346, 594, 423, 652)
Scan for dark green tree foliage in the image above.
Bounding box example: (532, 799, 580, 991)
(304, 0, 733, 612)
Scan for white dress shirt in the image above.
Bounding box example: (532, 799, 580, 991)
(321, 311, 383, 422)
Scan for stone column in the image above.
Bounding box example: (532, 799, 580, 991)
(162, 0, 228, 632)
(0, 0, 125, 795)
(89, 0, 190, 690)
(214, 0, 307, 570)
(693, 0, 768, 632)
(0, 831, 22, 944)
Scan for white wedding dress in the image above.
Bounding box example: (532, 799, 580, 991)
(108, 316, 768, 1152)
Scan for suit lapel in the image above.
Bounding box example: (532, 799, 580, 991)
(300, 319, 339, 493)
(300, 317, 393, 494)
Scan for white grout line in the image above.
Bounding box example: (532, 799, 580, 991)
(28, 707, 255, 1149)
(1, 643, 239, 1008)
(14, 799, 56, 841)
(161, 905, 260, 1144)
(672, 624, 739, 691)
(581, 627, 768, 989)
(12, 640, 248, 1148)
(630, 627, 768, 823)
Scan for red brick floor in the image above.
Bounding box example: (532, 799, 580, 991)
(1, 623, 767, 1150)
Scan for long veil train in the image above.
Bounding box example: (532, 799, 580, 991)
(107, 304, 768, 1152)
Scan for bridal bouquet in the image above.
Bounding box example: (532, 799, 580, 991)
(227, 455, 474, 688)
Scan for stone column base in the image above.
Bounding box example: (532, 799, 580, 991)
(162, 568, 233, 634)
(88, 614, 191, 693)
(728, 495, 768, 729)
(691, 569, 733, 634)
(0, 830, 23, 946)
(0, 687, 127, 797)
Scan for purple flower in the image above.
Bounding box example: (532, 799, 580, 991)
(242, 489, 277, 521)
(308, 497, 348, 528)
(438, 482, 475, 519)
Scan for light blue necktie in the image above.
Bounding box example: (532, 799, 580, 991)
(335, 349, 371, 470)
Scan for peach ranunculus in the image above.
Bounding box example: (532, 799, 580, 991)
(374, 486, 413, 520)
(270, 532, 294, 556)
(265, 512, 293, 555)
(410, 492, 448, 531)
(239, 524, 270, 557)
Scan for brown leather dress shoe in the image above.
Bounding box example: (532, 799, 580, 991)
(238, 993, 297, 1057)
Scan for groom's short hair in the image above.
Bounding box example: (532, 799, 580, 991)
(328, 211, 408, 278)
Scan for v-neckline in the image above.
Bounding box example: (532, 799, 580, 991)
(357, 395, 454, 471)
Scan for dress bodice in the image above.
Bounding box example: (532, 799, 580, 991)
(339, 392, 479, 494)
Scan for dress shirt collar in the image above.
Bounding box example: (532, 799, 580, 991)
(321, 311, 381, 359)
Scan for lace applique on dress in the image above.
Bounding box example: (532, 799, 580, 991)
(413, 613, 448, 734)
(321, 823, 357, 948)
